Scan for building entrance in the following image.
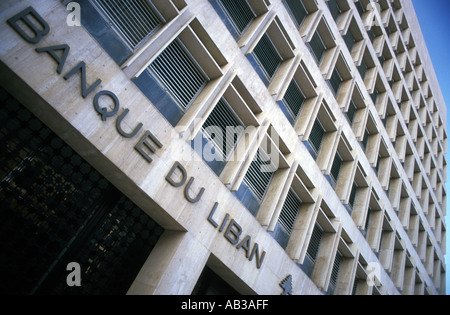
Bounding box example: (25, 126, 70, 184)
(0, 87, 164, 294)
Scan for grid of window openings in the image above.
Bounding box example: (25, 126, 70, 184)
(83, 0, 446, 295)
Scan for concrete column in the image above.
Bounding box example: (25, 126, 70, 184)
(127, 230, 210, 295)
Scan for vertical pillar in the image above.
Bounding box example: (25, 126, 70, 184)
(127, 231, 210, 295)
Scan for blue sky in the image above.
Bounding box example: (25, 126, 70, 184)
(411, 0, 450, 295)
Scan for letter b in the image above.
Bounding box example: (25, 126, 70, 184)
(7, 7, 50, 44)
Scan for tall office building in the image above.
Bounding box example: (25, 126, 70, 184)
(0, 0, 446, 295)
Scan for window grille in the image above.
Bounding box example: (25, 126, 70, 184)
(371, 87, 379, 105)
(94, 0, 164, 49)
(346, 99, 357, 124)
(348, 182, 358, 210)
(343, 30, 355, 52)
(202, 97, 245, 160)
(330, 152, 343, 184)
(329, 67, 343, 96)
(252, 33, 283, 81)
(307, 224, 323, 262)
(352, 277, 360, 295)
(150, 38, 209, 110)
(330, 250, 343, 289)
(362, 128, 370, 150)
(309, 31, 326, 64)
(358, 59, 368, 79)
(309, 119, 326, 154)
(355, 0, 366, 16)
(278, 188, 303, 235)
(327, 0, 342, 21)
(219, 0, 256, 34)
(285, 0, 309, 27)
(243, 149, 277, 201)
(364, 208, 372, 232)
(282, 79, 306, 120)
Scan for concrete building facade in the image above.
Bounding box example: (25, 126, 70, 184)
(0, 0, 446, 295)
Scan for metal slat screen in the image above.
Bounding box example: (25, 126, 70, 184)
(330, 153, 343, 184)
(278, 188, 302, 235)
(358, 58, 368, 79)
(362, 128, 370, 150)
(327, 0, 342, 21)
(252, 33, 283, 81)
(283, 79, 306, 120)
(309, 31, 327, 64)
(307, 224, 323, 262)
(309, 119, 326, 154)
(285, 0, 309, 27)
(346, 99, 357, 124)
(243, 149, 276, 201)
(150, 38, 209, 110)
(329, 68, 343, 96)
(219, 0, 256, 34)
(343, 29, 355, 52)
(330, 251, 343, 289)
(202, 98, 245, 160)
(94, 0, 164, 49)
(348, 182, 358, 210)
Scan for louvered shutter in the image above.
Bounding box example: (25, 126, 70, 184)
(219, 0, 256, 34)
(309, 119, 326, 154)
(202, 98, 245, 160)
(307, 224, 323, 262)
(348, 182, 358, 209)
(283, 80, 306, 120)
(252, 33, 283, 80)
(362, 128, 370, 150)
(243, 149, 276, 201)
(346, 99, 357, 124)
(327, 0, 342, 21)
(358, 58, 368, 79)
(343, 30, 355, 52)
(330, 153, 343, 183)
(309, 31, 327, 63)
(94, 0, 164, 49)
(278, 188, 303, 235)
(330, 251, 343, 288)
(285, 0, 309, 27)
(150, 38, 208, 110)
(329, 68, 343, 96)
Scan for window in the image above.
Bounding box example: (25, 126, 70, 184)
(278, 188, 303, 236)
(329, 250, 343, 292)
(202, 98, 245, 161)
(330, 152, 343, 184)
(358, 58, 368, 80)
(252, 33, 283, 81)
(218, 0, 256, 35)
(309, 119, 326, 156)
(309, 31, 327, 64)
(307, 224, 323, 263)
(348, 182, 358, 210)
(328, 67, 343, 96)
(346, 99, 357, 124)
(243, 149, 276, 202)
(246, 17, 295, 86)
(150, 38, 209, 111)
(343, 29, 355, 52)
(327, 0, 342, 21)
(93, 0, 164, 50)
(361, 128, 370, 150)
(282, 79, 306, 121)
(285, 0, 309, 27)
